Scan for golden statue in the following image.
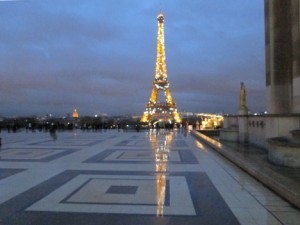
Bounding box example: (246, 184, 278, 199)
(240, 82, 246, 108)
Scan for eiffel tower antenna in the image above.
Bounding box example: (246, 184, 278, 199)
(141, 11, 181, 124)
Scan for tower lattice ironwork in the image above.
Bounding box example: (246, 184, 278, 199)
(141, 11, 181, 123)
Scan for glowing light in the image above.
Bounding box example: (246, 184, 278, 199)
(193, 113, 224, 129)
(141, 11, 181, 124)
(72, 109, 79, 118)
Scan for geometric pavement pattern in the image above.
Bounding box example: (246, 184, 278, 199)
(0, 130, 299, 225)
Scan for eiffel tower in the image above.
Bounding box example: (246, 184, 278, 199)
(141, 11, 181, 124)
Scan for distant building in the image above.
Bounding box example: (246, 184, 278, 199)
(72, 109, 79, 118)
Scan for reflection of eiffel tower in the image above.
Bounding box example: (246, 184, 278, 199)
(141, 11, 181, 124)
(148, 129, 174, 216)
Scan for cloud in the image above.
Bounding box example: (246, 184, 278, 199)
(0, 0, 266, 116)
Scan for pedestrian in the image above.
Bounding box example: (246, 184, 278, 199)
(136, 124, 140, 132)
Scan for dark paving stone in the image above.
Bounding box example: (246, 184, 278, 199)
(0, 168, 26, 180)
(179, 150, 198, 164)
(0, 170, 240, 225)
(106, 185, 138, 194)
(28, 139, 104, 147)
(0, 148, 80, 162)
(83, 149, 198, 164)
(67, 134, 118, 140)
(115, 140, 150, 147)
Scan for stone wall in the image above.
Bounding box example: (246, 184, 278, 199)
(223, 114, 300, 148)
(223, 116, 238, 129)
(248, 116, 266, 148)
(265, 115, 300, 139)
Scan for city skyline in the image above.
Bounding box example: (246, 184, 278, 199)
(0, 0, 265, 117)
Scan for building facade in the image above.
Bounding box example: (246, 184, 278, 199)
(265, 0, 300, 113)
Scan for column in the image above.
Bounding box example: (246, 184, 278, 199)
(291, 0, 300, 113)
(265, 0, 293, 114)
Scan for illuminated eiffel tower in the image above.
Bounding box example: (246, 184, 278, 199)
(141, 11, 181, 124)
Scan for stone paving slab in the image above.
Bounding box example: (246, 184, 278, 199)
(0, 130, 299, 225)
(191, 130, 300, 209)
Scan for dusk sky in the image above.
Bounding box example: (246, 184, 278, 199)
(0, 0, 266, 117)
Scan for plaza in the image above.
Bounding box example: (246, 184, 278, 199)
(0, 130, 299, 225)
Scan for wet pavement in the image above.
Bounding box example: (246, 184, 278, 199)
(0, 130, 299, 225)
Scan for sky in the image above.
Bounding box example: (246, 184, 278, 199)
(0, 0, 266, 117)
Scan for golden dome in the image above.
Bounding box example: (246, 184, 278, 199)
(72, 109, 79, 118)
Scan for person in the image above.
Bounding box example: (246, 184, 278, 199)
(136, 124, 140, 132)
(49, 123, 57, 141)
